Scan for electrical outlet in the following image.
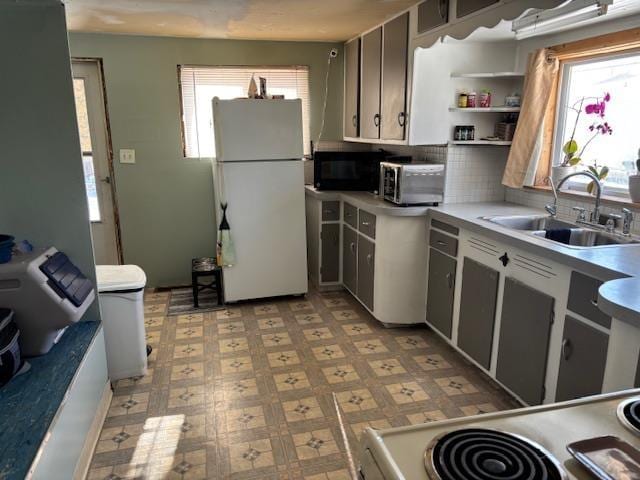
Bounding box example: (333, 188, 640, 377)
(119, 149, 136, 164)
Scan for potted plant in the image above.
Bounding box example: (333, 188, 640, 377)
(630, 152, 640, 203)
(552, 93, 612, 186)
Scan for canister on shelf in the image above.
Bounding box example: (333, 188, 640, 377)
(467, 92, 477, 108)
(479, 90, 491, 108)
(457, 92, 468, 108)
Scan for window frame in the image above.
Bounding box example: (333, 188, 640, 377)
(176, 64, 311, 159)
(550, 49, 640, 198)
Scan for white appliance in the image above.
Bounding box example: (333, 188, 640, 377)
(0, 247, 95, 356)
(96, 264, 147, 381)
(211, 98, 308, 302)
(358, 388, 640, 480)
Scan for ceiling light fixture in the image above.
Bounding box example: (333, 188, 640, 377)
(512, 0, 613, 40)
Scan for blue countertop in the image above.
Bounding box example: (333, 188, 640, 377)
(0, 321, 101, 480)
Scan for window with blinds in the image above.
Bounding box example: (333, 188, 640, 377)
(179, 65, 311, 158)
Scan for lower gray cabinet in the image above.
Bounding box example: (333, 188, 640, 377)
(321, 223, 340, 283)
(343, 225, 358, 294)
(426, 248, 456, 338)
(496, 277, 554, 405)
(556, 316, 609, 401)
(457, 258, 499, 370)
(357, 235, 375, 310)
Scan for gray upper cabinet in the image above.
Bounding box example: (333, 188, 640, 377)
(357, 235, 376, 310)
(457, 258, 499, 370)
(496, 278, 555, 405)
(343, 224, 358, 294)
(381, 12, 409, 141)
(456, 0, 498, 18)
(344, 38, 360, 138)
(418, 0, 449, 34)
(556, 316, 609, 402)
(360, 26, 382, 139)
(426, 248, 456, 338)
(321, 223, 340, 283)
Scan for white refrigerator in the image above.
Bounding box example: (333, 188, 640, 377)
(211, 98, 308, 302)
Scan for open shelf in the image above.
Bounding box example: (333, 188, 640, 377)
(451, 72, 525, 79)
(449, 140, 513, 146)
(448, 106, 521, 113)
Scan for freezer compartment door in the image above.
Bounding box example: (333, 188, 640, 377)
(220, 161, 308, 301)
(212, 98, 304, 161)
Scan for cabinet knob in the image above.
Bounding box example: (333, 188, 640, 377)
(350, 242, 356, 253)
(366, 253, 373, 265)
(445, 272, 454, 289)
(397, 112, 406, 127)
(352, 115, 357, 127)
(373, 113, 380, 127)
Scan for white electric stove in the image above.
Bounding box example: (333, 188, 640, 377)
(358, 389, 640, 480)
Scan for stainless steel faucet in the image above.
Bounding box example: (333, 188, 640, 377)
(544, 176, 558, 217)
(545, 172, 602, 224)
(622, 208, 634, 236)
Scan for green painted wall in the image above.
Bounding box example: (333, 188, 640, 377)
(0, 3, 99, 321)
(68, 33, 344, 287)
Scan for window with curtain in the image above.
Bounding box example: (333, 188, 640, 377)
(179, 65, 311, 158)
(553, 51, 640, 196)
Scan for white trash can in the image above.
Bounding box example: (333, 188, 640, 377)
(96, 265, 148, 381)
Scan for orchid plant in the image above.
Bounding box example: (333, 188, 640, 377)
(560, 92, 613, 193)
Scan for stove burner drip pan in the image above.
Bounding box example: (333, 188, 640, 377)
(424, 428, 567, 480)
(618, 398, 640, 434)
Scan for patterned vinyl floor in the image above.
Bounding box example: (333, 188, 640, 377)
(87, 287, 519, 480)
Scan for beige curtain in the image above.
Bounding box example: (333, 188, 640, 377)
(502, 49, 559, 188)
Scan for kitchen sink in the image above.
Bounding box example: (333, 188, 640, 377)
(479, 214, 640, 248)
(531, 228, 640, 247)
(480, 215, 576, 231)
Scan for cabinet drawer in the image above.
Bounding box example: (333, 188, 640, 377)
(359, 210, 376, 238)
(567, 271, 611, 329)
(429, 229, 458, 257)
(343, 202, 358, 229)
(431, 218, 459, 236)
(321, 201, 340, 221)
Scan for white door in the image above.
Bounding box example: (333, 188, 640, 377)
(72, 60, 120, 265)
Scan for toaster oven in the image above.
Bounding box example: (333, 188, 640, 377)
(380, 162, 444, 206)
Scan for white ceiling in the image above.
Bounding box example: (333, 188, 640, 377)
(64, 0, 418, 42)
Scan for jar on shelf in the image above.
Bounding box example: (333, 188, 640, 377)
(458, 92, 468, 108)
(467, 92, 477, 108)
(479, 90, 491, 108)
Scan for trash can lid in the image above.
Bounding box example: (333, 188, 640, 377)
(96, 265, 147, 292)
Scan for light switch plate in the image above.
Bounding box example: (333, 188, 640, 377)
(119, 149, 136, 164)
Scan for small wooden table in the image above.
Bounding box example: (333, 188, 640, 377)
(191, 257, 224, 308)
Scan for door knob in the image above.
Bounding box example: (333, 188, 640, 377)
(100, 176, 111, 184)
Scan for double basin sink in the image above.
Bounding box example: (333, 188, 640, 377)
(480, 215, 639, 248)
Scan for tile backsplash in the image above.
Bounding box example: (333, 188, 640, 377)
(436, 146, 508, 204)
(506, 187, 640, 234)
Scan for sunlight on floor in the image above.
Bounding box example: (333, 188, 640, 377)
(127, 415, 185, 477)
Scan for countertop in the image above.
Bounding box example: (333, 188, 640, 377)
(306, 187, 640, 326)
(0, 321, 101, 480)
(304, 186, 432, 217)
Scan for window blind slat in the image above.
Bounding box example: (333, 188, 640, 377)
(179, 65, 311, 158)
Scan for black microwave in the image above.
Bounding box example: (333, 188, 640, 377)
(313, 151, 385, 191)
